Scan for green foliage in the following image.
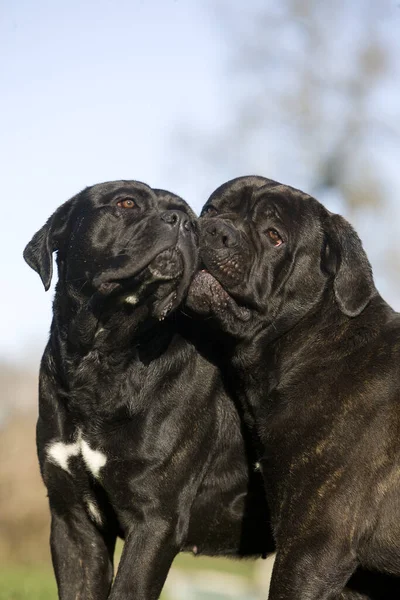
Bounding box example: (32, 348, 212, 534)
(0, 567, 56, 600)
(0, 556, 259, 599)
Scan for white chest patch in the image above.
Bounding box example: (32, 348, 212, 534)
(81, 438, 107, 477)
(47, 441, 80, 472)
(47, 431, 107, 478)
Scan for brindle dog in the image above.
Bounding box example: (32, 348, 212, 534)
(187, 176, 400, 600)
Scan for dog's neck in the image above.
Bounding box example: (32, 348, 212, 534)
(227, 291, 392, 412)
(43, 290, 202, 425)
(48, 283, 187, 390)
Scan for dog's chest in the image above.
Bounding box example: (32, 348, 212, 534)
(68, 348, 155, 415)
(46, 429, 107, 479)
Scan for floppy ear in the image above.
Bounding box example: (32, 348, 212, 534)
(325, 213, 376, 317)
(23, 196, 78, 290)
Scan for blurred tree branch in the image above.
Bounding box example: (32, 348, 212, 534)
(179, 0, 400, 215)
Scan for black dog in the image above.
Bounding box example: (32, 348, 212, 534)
(24, 180, 274, 600)
(187, 176, 400, 600)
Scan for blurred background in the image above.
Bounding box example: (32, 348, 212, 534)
(1, 0, 399, 597)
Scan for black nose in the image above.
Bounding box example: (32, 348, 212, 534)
(203, 221, 238, 249)
(160, 210, 193, 232)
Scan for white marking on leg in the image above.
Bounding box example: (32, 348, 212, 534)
(47, 441, 80, 473)
(81, 438, 107, 478)
(85, 497, 103, 526)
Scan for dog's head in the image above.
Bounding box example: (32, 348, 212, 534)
(187, 176, 376, 339)
(24, 180, 198, 321)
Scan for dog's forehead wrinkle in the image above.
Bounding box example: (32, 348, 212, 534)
(153, 188, 193, 215)
(88, 180, 155, 207)
(209, 179, 265, 214)
(215, 175, 279, 200)
(90, 179, 152, 195)
(157, 198, 193, 218)
(251, 193, 324, 240)
(252, 182, 315, 212)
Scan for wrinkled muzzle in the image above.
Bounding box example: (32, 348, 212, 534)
(91, 210, 199, 319)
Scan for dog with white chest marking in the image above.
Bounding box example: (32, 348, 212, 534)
(24, 180, 274, 600)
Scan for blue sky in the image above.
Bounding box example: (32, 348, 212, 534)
(1, 0, 232, 363)
(2, 0, 399, 366)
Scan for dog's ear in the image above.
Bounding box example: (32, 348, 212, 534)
(324, 213, 375, 317)
(23, 195, 78, 290)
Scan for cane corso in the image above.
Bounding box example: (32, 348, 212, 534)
(24, 180, 273, 600)
(187, 176, 400, 600)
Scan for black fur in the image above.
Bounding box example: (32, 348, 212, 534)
(187, 176, 400, 600)
(24, 180, 273, 600)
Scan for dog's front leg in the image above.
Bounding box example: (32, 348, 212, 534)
(50, 506, 116, 600)
(267, 541, 358, 600)
(109, 515, 182, 600)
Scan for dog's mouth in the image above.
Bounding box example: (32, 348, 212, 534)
(187, 268, 251, 322)
(147, 248, 183, 280)
(92, 245, 196, 320)
(120, 249, 186, 320)
(95, 249, 182, 289)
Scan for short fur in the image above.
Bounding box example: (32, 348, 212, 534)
(187, 176, 400, 600)
(24, 180, 273, 600)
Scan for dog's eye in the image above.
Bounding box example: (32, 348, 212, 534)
(202, 206, 218, 217)
(266, 228, 283, 247)
(117, 198, 136, 209)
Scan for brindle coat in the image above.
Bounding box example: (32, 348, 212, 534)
(187, 176, 400, 600)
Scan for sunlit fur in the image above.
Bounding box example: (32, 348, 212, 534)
(188, 175, 400, 600)
(24, 179, 272, 600)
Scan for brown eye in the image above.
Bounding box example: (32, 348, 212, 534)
(117, 198, 136, 208)
(266, 228, 283, 247)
